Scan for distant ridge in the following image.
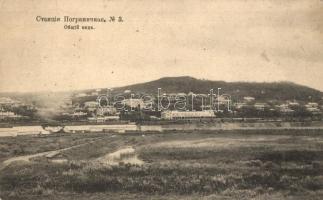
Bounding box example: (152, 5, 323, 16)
(113, 76, 323, 101)
(1, 76, 322, 102)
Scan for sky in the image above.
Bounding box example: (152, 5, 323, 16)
(0, 0, 322, 92)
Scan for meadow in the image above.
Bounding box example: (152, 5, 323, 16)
(0, 129, 323, 199)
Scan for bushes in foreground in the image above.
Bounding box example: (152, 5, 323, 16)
(1, 162, 322, 195)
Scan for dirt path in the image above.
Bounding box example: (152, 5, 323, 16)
(0, 136, 106, 170)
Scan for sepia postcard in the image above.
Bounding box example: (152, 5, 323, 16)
(0, 0, 323, 199)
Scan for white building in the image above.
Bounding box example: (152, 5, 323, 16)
(305, 102, 321, 114)
(83, 101, 98, 112)
(0, 97, 21, 106)
(306, 107, 321, 113)
(277, 104, 294, 113)
(235, 102, 247, 109)
(254, 103, 268, 111)
(122, 99, 145, 108)
(84, 101, 99, 108)
(0, 111, 22, 119)
(216, 95, 231, 105)
(71, 111, 87, 117)
(306, 102, 319, 108)
(287, 101, 299, 106)
(96, 106, 117, 116)
(161, 110, 215, 120)
(88, 116, 120, 123)
(243, 96, 255, 102)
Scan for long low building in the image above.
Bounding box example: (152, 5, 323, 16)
(161, 110, 216, 120)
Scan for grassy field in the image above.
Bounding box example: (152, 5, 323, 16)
(1, 129, 323, 199)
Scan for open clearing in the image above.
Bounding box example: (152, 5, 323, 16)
(1, 129, 323, 199)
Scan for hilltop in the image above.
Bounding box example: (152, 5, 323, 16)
(1, 76, 322, 103)
(112, 76, 323, 101)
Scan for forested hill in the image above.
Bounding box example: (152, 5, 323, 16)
(113, 76, 323, 101)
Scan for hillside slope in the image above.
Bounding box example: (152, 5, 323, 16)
(113, 76, 323, 101)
